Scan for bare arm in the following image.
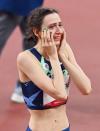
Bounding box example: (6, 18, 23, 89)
(59, 30, 92, 95)
(49, 55, 67, 99)
(17, 50, 67, 101)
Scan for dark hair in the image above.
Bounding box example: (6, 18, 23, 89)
(27, 8, 58, 45)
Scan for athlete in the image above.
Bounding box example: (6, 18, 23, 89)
(17, 8, 92, 131)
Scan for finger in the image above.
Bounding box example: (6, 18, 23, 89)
(62, 28, 67, 40)
(43, 28, 48, 46)
(41, 30, 45, 47)
(50, 31, 55, 46)
(41, 28, 47, 47)
(47, 29, 52, 46)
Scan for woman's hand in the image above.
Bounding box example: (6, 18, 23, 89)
(41, 27, 58, 58)
(58, 28, 69, 61)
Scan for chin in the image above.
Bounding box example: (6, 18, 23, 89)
(55, 41, 61, 45)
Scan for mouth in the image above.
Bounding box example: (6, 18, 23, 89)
(54, 36, 61, 41)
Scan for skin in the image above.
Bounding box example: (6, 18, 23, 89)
(17, 13, 92, 131)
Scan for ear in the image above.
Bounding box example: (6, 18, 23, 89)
(32, 28, 39, 37)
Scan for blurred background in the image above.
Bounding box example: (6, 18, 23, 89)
(0, 0, 100, 131)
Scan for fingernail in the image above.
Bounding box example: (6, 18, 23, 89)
(43, 27, 48, 31)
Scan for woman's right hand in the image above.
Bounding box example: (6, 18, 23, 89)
(41, 27, 58, 58)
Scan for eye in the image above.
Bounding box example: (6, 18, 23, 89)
(48, 25, 55, 29)
(59, 24, 63, 27)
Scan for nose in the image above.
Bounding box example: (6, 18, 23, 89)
(55, 26, 62, 33)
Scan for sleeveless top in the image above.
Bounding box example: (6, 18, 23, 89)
(20, 48, 70, 110)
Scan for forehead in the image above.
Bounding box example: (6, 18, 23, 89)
(43, 13, 61, 26)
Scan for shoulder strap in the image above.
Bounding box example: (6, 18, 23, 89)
(29, 48, 41, 62)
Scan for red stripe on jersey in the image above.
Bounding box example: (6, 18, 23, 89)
(44, 98, 68, 108)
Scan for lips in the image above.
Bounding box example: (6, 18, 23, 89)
(54, 36, 61, 41)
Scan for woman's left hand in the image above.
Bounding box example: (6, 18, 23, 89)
(58, 28, 69, 61)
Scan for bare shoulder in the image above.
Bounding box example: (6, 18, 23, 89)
(17, 51, 27, 64)
(17, 50, 38, 67)
(17, 50, 31, 62)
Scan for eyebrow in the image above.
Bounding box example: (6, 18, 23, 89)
(48, 22, 62, 26)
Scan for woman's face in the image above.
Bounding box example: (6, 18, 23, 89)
(41, 13, 64, 45)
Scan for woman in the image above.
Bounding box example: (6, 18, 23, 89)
(17, 8, 92, 131)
